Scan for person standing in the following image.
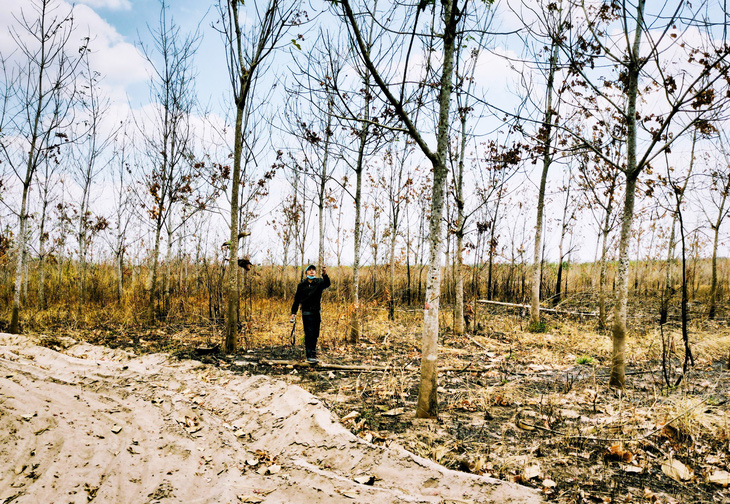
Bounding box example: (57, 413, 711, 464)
(290, 265, 330, 363)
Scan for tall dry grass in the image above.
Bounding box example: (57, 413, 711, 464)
(2, 253, 730, 339)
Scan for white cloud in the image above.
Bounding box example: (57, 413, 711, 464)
(0, 1, 149, 102)
(74, 0, 132, 11)
(72, 4, 151, 100)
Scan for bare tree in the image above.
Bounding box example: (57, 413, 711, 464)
(335, 0, 490, 417)
(1, 0, 85, 333)
(218, 0, 298, 353)
(561, 0, 730, 388)
(138, 1, 200, 321)
(73, 49, 114, 307)
(705, 132, 730, 319)
(103, 124, 136, 302)
(509, 1, 571, 327)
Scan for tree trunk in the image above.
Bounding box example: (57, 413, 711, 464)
(350, 148, 364, 342)
(416, 0, 458, 419)
(164, 223, 174, 316)
(610, 0, 645, 390)
(147, 220, 163, 321)
(530, 39, 560, 326)
(318, 102, 333, 271)
(598, 225, 610, 330)
(10, 189, 30, 334)
(38, 196, 49, 310)
(116, 245, 124, 302)
(224, 100, 245, 353)
(610, 173, 638, 389)
(388, 220, 397, 320)
(709, 214, 722, 319)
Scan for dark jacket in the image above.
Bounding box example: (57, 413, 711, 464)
(291, 274, 330, 315)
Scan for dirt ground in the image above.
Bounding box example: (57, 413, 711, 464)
(230, 311, 730, 504)
(2, 302, 729, 504)
(0, 331, 540, 504)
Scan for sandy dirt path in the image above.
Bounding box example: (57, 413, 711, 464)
(0, 333, 541, 504)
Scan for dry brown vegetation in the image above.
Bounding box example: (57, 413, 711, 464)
(2, 259, 730, 503)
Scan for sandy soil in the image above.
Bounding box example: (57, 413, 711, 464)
(0, 333, 541, 504)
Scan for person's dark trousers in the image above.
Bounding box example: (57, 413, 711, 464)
(302, 312, 321, 359)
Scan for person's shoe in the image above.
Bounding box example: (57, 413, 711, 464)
(306, 357, 319, 364)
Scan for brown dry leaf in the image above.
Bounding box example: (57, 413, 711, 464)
(111, 424, 122, 434)
(604, 444, 632, 463)
(516, 419, 535, 431)
(381, 408, 404, 417)
(661, 459, 693, 482)
(341, 491, 360, 499)
(267, 464, 281, 475)
(237, 495, 263, 503)
(14, 464, 26, 475)
(708, 470, 730, 487)
(493, 395, 511, 407)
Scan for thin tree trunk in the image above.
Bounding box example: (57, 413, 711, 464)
(611, 174, 638, 389)
(148, 220, 163, 321)
(11, 190, 30, 333)
(388, 220, 397, 320)
(38, 194, 49, 310)
(530, 39, 560, 326)
(350, 138, 365, 342)
(224, 101, 244, 353)
(709, 147, 730, 319)
(349, 4, 377, 343)
(116, 246, 124, 301)
(598, 225, 611, 330)
(416, 0, 458, 419)
(610, 0, 645, 390)
(318, 102, 333, 271)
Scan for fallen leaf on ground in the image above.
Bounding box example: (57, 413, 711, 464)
(267, 464, 281, 475)
(516, 419, 535, 431)
(708, 470, 730, 487)
(492, 395, 511, 406)
(237, 495, 262, 503)
(111, 424, 122, 434)
(354, 475, 375, 485)
(605, 444, 632, 463)
(661, 459, 693, 482)
(523, 464, 541, 480)
(622, 464, 643, 473)
(381, 408, 404, 417)
(341, 411, 359, 422)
